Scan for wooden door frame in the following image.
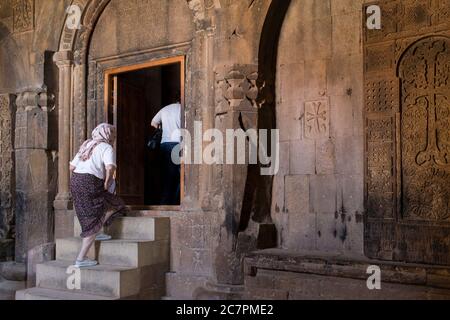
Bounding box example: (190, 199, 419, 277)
(104, 55, 185, 211)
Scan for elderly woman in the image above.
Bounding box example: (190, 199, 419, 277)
(69, 123, 127, 268)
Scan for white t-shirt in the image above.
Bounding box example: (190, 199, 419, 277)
(151, 103, 181, 144)
(70, 142, 116, 180)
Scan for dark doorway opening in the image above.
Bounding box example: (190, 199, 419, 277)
(105, 57, 184, 208)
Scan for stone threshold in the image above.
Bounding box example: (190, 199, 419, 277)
(244, 249, 450, 290)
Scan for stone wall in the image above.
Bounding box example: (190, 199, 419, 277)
(0, 0, 69, 93)
(0, 0, 62, 271)
(271, 0, 365, 256)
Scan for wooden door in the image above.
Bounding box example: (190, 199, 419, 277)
(116, 78, 145, 205)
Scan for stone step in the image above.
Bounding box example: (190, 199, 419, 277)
(73, 216, 170, 241)
(56, 237, 169, 268)
(16, 287, 118, 300)
(36, 260, 140, 298)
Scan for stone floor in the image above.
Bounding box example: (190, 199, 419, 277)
(0, 276, 25, 300)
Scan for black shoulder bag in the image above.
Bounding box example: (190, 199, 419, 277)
(147, 127, 162, 150)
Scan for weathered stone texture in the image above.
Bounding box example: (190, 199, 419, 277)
(273, 0, 365, 257)
(14, 92, 55, 264)
(1, 0, 449, 300)
(244, 250, 450, 300)
(363, 0, 450, 265)
(0, 94, 15, 262)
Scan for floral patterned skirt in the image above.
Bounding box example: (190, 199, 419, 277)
(70, 172, 127, 238)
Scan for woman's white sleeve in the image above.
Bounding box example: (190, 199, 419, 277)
(70, 154, 80, 167)
(103, 146, 117, 167)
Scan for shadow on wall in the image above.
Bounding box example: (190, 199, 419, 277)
(239, 0, 292, 238)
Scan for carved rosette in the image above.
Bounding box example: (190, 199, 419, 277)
(399, 37, 450, 222)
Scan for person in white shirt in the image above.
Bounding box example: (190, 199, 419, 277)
(151, 92, 181, 205)
(69, 123, 127, 268)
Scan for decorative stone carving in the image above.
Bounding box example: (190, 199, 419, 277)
(399, 0, 432, 32)
(215, 65, 259, 115)
(365, 1, 399, 44)
(304, 99, 329, 140)
(364, 0, 450, 265)
(438, 0, 450, 24)
(12, 0, 34, 33)
(399, 36, 450, 222)
(187, 0, 206, 29)
(365, 43, 395, 74)
(0, 95, 15, 241)
(365, 77, 399, 113)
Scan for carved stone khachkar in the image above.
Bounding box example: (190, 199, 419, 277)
(364, 0, 450, 265)
(399, 37, 450, 222)
(0, 94, 16, 261)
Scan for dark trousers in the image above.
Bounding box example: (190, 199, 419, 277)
(160, 142, 180, 205)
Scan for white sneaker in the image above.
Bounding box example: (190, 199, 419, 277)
(96, 233, 112, 241)
(75, 258, 98, 268)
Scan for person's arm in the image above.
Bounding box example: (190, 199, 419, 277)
(104, 165, 116, 191)
(151, 109, 162, 128)
(102, 146, 117, 190)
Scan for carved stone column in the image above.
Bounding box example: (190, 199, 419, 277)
(53, 51, 74, 210)
(211, 64, 261, 288)
(14, 91, 55, 263)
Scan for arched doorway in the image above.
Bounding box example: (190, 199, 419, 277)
(54, 0, 195, 211)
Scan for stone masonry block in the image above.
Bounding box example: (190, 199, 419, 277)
(289, 140, 315, 175)
(278, 63, 305, 104)
(310, 175, 337, 214)
(330, 95, 354, 138)
(316, 213, 345, 254)
(335, 135, 364, 175)
(332, 12, 362, 56)
(286, 214, 316, 252)
(304, 17, 332, 60)
(304, 60, 328, 100)
(285, 175, 309, 215)
(15, 108, 48, 150)
(327, 53, 363, 97)
(315, 138, 335, 174)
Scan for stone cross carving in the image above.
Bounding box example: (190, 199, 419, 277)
(400, 37, 450, 168)
(400, 36, 450, 222)
(304, 99, 330, 139)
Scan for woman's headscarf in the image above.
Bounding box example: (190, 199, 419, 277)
(77, 123, 116, 161)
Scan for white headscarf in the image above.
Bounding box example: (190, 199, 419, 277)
(77, 123, 116, 161)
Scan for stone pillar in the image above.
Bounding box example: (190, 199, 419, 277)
(14, 91, 54, 263)
(0, 94, 16, 262)
(211, 64, 260, 287)
(53, 51, 73, 211)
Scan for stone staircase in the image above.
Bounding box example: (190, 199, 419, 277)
(16, 215, 170, 300)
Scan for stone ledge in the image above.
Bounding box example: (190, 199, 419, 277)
(244, 249, 450, 290)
